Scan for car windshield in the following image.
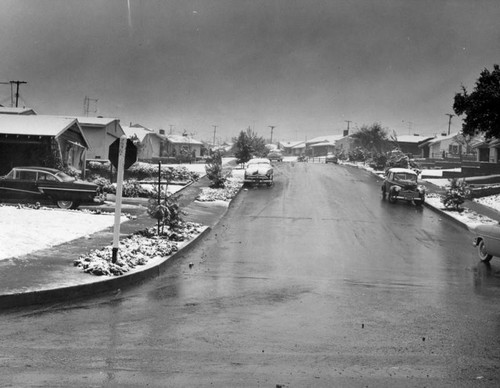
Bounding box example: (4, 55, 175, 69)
(394, 172, 417, 182)
(55, 171, 76, 182)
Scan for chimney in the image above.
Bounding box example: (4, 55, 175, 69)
(159, 129, 165, 135)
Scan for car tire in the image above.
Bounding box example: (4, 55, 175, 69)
(414, 194, 425, 206)
(478, 239, 493, 262)
(388, 188, 397, 204)
(56, 200, 78, 210)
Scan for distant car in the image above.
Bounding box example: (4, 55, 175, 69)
(325, 153, 338, 164)
(381, 167, 425, 206)
(267, 151, 283, 162)
(472, 223, 500, 262)
(244, 158, 273, 186)
(0, 166, 101, 209)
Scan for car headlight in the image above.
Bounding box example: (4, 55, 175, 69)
(393, 186, 401, 192)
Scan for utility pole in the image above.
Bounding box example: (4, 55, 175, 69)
(269, 125, 276, 144)
(212, 125, 217, 146)
(344, 120, 351, 136)
(446, 113, 454, 135)
(10, 81, 27, 107)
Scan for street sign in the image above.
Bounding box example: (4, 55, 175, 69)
(109, 138, 137, 169)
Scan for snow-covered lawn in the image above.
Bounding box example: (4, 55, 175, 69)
(0, 206, 127, 261)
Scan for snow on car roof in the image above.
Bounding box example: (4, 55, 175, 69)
(248, 158, 271, 163)
(388, 168, 418, 174)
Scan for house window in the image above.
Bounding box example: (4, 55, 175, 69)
(449, 144, 459, 154)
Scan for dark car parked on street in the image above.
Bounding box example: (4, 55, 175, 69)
(0, 166, 101, 209)
(325, 152, 338, 164)
(381, 167, 425, 206)
(267, 151, 283, 162)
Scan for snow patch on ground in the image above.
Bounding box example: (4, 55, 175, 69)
(425, 195, 498, 228)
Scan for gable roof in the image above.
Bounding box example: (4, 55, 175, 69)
(394, 135, 434, 144)
(122, 125, 153, 141)
(306, 134, 343, 145)
(426, 132, 459, 145)
(0, 106, 37, 115)
(0, 114, 89, 147)
(280, 141, 304, 148)
(166, 134, 203, 145)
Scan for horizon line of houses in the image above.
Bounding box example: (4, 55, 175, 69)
(1, 105, 499, 176)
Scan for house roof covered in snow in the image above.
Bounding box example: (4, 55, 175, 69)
(306, 134, 343, 145)
(165, 134, 203, 145)
(0, 106, 37, 115)
(394, 135, 434, 144)
(122, 125, 153, 141)
(0, 115, 89, 147)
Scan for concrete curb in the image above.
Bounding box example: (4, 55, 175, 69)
(0, 227, 212, 310)
(422, 201, 470, 231)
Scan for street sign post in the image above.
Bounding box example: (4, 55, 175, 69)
(111, 136, 127, 263)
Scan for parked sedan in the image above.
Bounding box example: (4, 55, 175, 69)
(267, 151, 283, 162)
(0, 166, 100, 209)
(325, 152, 338, 164)
(472, 223, 500, 262)
(381, 167, 425, 206)
(243, 158, 273, 186)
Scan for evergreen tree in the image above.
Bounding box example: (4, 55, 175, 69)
(453, 64, 500, 139)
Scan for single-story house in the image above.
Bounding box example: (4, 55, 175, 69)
(0, 106, 37, 115)
(0, 115, 90, 175)
(471, 137, 500, 163)
(306, 135, 344, 156)
(334, 135, 356, 156)
(418, 133, 472, 159)
(57, 116, 125, 161)
(140, 130, 204, 160)
(280, 141, 305, 155)
(392, 134, 434, 158)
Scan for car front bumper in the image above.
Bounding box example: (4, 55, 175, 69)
(244, 175, 273, 183)
(393, 190, 423, 201)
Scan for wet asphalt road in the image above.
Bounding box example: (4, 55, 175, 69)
(1, 162, 500, 387)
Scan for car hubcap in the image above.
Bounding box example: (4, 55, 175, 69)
(57, 200, 73, 209)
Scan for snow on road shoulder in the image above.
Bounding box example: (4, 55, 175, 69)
(0, 206, 126, 261)
(425, 194, 497, 229)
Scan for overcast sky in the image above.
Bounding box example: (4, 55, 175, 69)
(1, 0, 499, 142)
